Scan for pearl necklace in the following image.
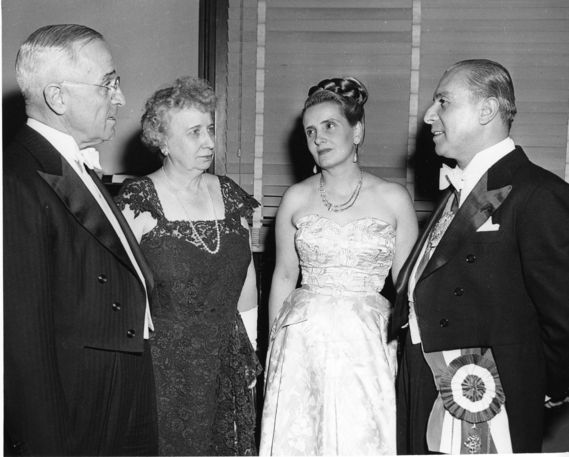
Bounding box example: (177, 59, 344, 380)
(319, 169, 364, 212)
(161, 167, 221, 255)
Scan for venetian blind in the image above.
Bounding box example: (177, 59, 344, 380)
(224, 0, 259, 194)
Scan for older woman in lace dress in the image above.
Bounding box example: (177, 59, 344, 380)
(116, 76, 261, 456)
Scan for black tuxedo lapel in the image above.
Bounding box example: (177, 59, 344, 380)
(421, 172, 512, 280)
(37, 163, 136, 276)
(85, 166, 154, 291)
(18, 126, 138, 278)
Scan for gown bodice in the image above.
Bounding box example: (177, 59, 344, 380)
(296, 214, 396, 296)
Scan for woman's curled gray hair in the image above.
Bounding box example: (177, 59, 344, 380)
(141, 76, 216, 151)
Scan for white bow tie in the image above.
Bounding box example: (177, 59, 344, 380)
(439, 163, 464, 191)
(79, 148, 103, 173)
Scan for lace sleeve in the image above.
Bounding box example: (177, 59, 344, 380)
(219, 176, 260, 221)
(115, 177, 162, 220)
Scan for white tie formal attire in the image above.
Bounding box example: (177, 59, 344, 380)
(405, 138, 516, 454)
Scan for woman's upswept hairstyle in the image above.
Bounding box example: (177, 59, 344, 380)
(302, 76, 368, 127)
(141, 76, 217, 151)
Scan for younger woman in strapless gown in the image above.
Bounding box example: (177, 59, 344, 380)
(259, 77, 418, 455)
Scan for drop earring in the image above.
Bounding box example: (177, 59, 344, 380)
(353, 144, 359, 163)
(313, 164, 318, 174)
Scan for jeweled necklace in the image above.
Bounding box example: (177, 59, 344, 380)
(319, 169, 364, 212)
(161, 167, 221, 254)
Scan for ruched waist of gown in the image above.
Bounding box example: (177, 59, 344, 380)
(301, 269, 386, 297)
(302, 283, 379, 297)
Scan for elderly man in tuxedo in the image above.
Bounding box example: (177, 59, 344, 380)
(392, 59, 569, 454)
(4, 24, 157, 455)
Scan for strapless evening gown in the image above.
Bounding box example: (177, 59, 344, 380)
(260, 214, 397, 455)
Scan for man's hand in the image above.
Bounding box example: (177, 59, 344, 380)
(545, 395, 569, 408)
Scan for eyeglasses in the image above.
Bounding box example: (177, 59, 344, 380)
(60, 76, 121, 95)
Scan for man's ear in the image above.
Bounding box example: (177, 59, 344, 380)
(479, 97, 500, 125)
(43, 84, 66, 115)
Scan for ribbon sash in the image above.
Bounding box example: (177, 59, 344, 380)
(423, 347, 513, 454)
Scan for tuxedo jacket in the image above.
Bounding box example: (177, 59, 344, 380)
(3, 126, 152, 454)
(391, 147, 569, 449)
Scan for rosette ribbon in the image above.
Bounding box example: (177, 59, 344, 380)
(423, 347, 512, 454)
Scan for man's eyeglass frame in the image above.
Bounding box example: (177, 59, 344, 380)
(59, 76, 121, 94)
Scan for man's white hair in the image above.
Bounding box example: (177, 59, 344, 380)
(15, 24, 104, 108)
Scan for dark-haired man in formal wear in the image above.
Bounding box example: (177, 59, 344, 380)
(391, 59, 569, 454)
(4, 24, 157, 455)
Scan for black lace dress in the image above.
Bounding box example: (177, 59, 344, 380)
(116, 175, 262, 456)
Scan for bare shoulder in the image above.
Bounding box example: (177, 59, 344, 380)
(280, 175, 318, 208)
(364, 173, 413, 205)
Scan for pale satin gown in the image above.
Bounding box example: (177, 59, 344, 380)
(260, 214, 397, 456)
